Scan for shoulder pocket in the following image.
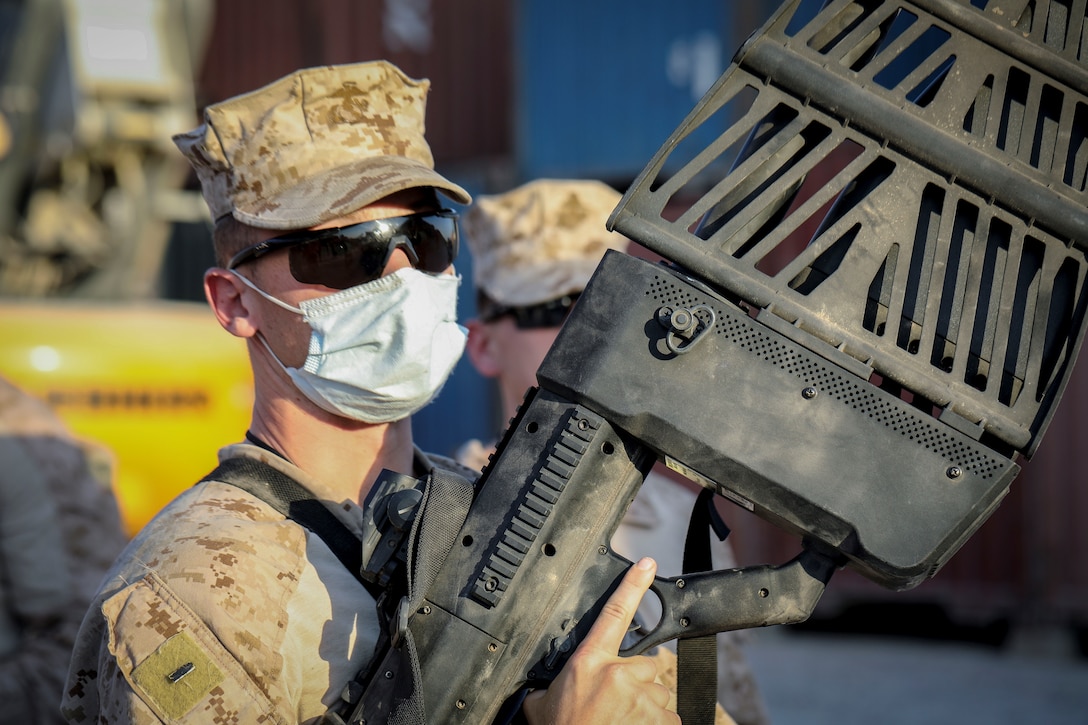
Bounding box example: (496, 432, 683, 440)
(103, 571, 282, 723)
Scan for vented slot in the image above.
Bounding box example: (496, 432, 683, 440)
(1064, 102, 1087, 191)
(1032, 83, 1064, 173)
(962, 74, 995, 138)
(997, 66, 1031, 158)
(1038, 256, 1082, 400)
(1015, 0, 1078, 53)
(870, 19, 952, 96)
(647, 84, 761, 207)
(693, 106, 815, 249)
(865, 242, 899, 336)
(999, 237, 1045, 406)
(929, 200, 978, 373)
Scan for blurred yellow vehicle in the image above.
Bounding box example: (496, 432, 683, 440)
(0, 0, 233, 535)
(0, 301, 252, 535)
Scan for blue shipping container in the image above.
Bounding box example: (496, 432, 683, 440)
(516, 0, 735, 182)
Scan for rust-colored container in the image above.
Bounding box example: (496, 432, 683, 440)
(195, 0, 512, 165)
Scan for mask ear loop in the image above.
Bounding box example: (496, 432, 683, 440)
(230, 269, 304, 315)
(253, 330, 297, 374)
(227, 270, 304, 374)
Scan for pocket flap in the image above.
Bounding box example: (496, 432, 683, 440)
(103, 572, 280, 723)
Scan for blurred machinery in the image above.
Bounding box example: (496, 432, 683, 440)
(0, 0, 252, 535)
(0, 0, 215, 297)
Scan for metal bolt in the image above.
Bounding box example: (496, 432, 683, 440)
(802, 386, 818, 399)
(759, 588, 769, 598)
(947, 466, 962, 479)
(485, 577, 498, 591)
(456, 700, 467, 710)
(598, 545, 607, 555)
(672, 309, 693, 331)
(488, 642, 498, 652)
(384, 670, 394, 679)
(676, 578, 686, 589)
(421, 605, 432, 615)
(679, 617, 690, 627)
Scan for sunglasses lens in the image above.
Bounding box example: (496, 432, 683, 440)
(286, 212, 458, 289)
(407, 214, 458, 274)
(288, 233, 390, 289)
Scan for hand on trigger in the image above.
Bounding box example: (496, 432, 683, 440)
(522, 557, 680, 725)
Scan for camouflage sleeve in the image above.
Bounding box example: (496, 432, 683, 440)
(0, 435, 70, 619)
(66, 571, 283, 724)
(62, 479, 324, 724)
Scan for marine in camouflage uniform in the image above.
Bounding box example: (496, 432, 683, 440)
(63, 440, 472, 723)
(0, 376, 127, 724)
(457, 179, 771, 725)
(63, 62, 686, 724)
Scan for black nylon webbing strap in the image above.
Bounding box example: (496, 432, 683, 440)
(388, 466, 475, 725)
(201, 457, 374, 597)
(677, 487, 728, 725)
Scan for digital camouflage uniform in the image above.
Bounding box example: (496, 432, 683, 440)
(62, 441, 474, 724)
(459, 179, 771, 725)
(62, 61, 476, 724)
(0, 377, 127, 724)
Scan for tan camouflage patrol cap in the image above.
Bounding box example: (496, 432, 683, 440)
(464, 179, 627, 308)
(173, 61, 470, 230)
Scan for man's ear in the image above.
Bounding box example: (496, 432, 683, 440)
(204, 268, 258, 338)
(465, 318, 501, 378)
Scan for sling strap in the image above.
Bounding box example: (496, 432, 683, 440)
(200, 456, 379, 598)
(387, 466, 475, 725)
(202, 455, 476, 724)
(329, 465, 477, 725)
(677, 487, 731, 724)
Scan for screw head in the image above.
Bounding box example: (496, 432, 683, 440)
(802, 386, 818, 399)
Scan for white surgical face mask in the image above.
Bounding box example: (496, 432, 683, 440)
(235, 267, 467, 423)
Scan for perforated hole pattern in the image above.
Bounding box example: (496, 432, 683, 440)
(648, 275, 1006, 479)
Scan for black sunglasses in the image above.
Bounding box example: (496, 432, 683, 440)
(480, 293, 581, 329)
(227, 209, 459, 290)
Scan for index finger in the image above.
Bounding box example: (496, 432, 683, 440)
(580, 556, 657, 655)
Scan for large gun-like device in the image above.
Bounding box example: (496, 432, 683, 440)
(348, 1, 1088, 722)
